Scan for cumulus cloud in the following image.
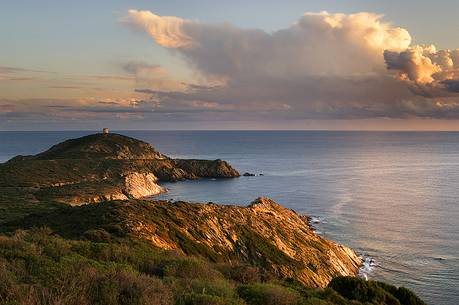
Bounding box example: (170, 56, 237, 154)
(384, 46, 459, 88)
(384, 46, 440, 84)
(126, 10, 411, 80)
(127, 10, 459, 119)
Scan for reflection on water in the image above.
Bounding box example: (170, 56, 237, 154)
(1, 131, 459, 304)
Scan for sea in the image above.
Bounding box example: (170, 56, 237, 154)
(1, 130, 458, 305)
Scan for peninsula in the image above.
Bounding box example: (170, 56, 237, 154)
(0, 133, 425, 305)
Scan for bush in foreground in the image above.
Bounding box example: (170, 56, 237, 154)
(328, 276, 426, 305)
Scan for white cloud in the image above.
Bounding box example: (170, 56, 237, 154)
(129, 10, 459, 119)
(126, 10, 411, 80)
(384, 45, 459, 90)
(125, 10, 193, 48)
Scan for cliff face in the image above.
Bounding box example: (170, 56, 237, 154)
(0, 133, 239, 205)
(122, 172, 166, 198)
(8, 197, 362, 288)
(131, 197, 362, 288)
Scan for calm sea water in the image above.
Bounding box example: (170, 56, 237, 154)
(1, 130, 458, 305)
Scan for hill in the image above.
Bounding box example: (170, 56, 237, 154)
(33, 133, 167, 160)
(0, 133, 239, 205)
(3, 197, 361, 288)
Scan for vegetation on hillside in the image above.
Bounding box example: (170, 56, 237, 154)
(1, 198, 362, 288)
(0, 229, 425, 305)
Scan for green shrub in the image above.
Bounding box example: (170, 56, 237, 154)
(178, 293, 244, 305)
(329, 276, 400, 304)
(328, 276, 425, 305)
(83, 228, 112, 243)
(238, 283, 301, 305)
(393, 287, 426, 305)
(157, 257, 221, 281)
(216, 263, 273, 284)
(91, 271, 172, 305)
(189, 278, 236, 299)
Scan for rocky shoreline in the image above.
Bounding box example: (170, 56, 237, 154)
(0, 132, 426, 304)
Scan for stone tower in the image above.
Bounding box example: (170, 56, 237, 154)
(103, 128, 109, 134)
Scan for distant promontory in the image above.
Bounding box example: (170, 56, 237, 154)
(1, 132, 239, 205)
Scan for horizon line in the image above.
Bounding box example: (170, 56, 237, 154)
(3, 129, 459, 133)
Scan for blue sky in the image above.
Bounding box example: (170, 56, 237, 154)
(1, 1, 459, 130)
(2, 0, 458, 76)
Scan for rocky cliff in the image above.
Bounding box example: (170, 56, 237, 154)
(0, 133, 239, 205)
(6, 197, 361, 288)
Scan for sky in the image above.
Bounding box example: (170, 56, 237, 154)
(2, 0, 459, 130)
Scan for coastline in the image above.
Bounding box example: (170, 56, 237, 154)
(304, 214, 376, 281)
(0, 131, 429, 304)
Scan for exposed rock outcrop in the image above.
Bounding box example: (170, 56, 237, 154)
(122, 172, 166, 198)
(7, 197, 362, 288)
(174, 159, 240, 179)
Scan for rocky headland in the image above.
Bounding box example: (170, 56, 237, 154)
(0, 133, 239, 205)
(5, 197, 361, 288)
(0, 133, 426, 305)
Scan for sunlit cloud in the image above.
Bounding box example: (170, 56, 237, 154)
(384, 45, 459, 93)
(125, 10, 193, 48)
(3, 10, 459, 129)
(121, 9, 459, 121)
